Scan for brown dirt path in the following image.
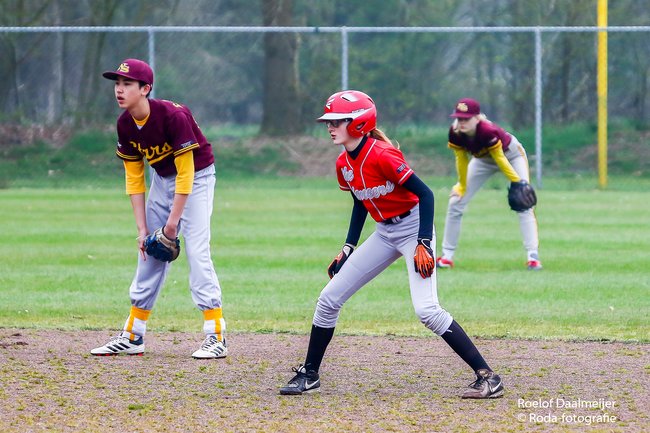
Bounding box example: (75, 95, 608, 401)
(0, 329, 648, 433)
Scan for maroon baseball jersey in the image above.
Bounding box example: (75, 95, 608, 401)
(448, 120, 512, 157)
(115, 99, 214, 177)
(336, 138, 417, 222)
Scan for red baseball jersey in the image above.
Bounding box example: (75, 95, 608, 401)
(115, 98, 214, 177)
(336, 138, 417, 222)
(448, 120, 512, 157)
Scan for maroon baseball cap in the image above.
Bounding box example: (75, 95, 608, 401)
(102, 58, 154, 86)
(450, 98, 480, 118)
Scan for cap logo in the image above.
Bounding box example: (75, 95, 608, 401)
(456, 102, 469, 112)
(117, 62, 130, 73)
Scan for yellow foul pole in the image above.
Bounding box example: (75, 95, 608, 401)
(597, 0, 608, 188)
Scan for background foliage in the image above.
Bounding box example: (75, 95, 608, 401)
(1, 0, 650, 129)
(1, 0, 649, 187)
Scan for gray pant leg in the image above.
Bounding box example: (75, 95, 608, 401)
(506, 138, 540, 254)
(390, 216, 453, 335)
(179, 165, 222, 311)
(129, 171, 173, 311)
(441, 157, 497, 258)
(313, 231, 401, 328)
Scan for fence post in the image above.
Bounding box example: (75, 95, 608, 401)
(341, 26, 348, 90)
(148, 28, 156, 98)
(147, 27, 156, 184)
(534, 27, 543, 189)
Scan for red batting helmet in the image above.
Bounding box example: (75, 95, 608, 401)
(317, 90, 377, 137)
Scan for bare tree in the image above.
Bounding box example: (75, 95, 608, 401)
(75, 0, 120, 126)
(260, 0, 302, 136)
(0, 0, 51, 122)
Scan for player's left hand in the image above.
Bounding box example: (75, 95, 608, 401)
(414, 238, 435, 279)
(451, 182, 465, 197)
(328, 243, 355, 279)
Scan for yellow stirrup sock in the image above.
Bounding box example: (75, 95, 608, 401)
(202, 308, 226, 342)
(122, 306, 151, 341)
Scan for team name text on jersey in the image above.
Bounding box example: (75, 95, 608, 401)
(128, 140, 173, 164)
(342, 166, 354, 182)
(351, 181, 395, 201)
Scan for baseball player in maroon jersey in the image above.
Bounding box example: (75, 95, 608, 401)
(436, 98, 541, 270)
(279, 90, 504, 399)
(91, 59, 227, 359)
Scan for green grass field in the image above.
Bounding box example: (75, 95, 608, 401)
(0, 177, 648, 342)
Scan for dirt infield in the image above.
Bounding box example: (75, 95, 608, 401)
(1, 330, 648, 433)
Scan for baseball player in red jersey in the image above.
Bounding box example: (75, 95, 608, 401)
(436, 98, 541, 270)
(279, 91, 504, 399)
(91, 59, 227, 359)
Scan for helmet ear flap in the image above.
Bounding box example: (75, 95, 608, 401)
(346, 107, 377, 137)
(348, 121, 367, 137)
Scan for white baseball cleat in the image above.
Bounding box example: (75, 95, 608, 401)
(192, 335, 228, 359)
(90, 335, 144, 356)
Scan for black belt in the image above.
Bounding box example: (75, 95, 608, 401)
(382, 210, 411, 224)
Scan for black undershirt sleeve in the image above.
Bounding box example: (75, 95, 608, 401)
(402, 173, 434, 239)
(345, 193, 368, 246)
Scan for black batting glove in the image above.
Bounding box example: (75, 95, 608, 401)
(328, 243, 355, 279)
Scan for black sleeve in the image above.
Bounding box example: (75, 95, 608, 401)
(402, 173, 434, 239)
(345, 193, 368, 246)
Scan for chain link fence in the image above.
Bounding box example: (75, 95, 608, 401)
(1, 25, 649, 187)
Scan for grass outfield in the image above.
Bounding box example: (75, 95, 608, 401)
(0, 177, 647, 342)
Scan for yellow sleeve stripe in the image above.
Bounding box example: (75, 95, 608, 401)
(123, 160, 146, 195)
(486, 140, 502, 152)
(454, 148, 470, 189)
(174, 143, 200, 156)
(488, 143, 521, 182)
(117, 150, 142, 161)
(174, 151, 195, 194)
(448, 141, 464, 150)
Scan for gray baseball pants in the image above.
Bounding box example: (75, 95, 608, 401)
(441, 135, 539, 259)
(313, 204, 454, 336)
(129, 164, 223, 313)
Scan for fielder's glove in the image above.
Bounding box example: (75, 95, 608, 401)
(328, 243, 355, 279)
(144, 226, 181, 262)
(414, 238, 435, 279)
(507, 180, 537, 212)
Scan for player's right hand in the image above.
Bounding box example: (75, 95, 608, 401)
(137, 229, 149, 261)
(327, 243, 355, 279)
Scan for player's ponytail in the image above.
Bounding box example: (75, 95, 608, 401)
(369, 128, 400, 149)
